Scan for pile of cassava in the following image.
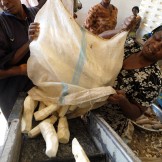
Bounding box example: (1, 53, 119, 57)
(21, 95, 90, 161)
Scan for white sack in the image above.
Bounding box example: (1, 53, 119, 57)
(27, 0, 128, 118)
(61, 0, 74, 15)
(21, 0, 38, 7)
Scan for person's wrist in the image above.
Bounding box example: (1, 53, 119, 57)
(19, 64, 27, 75)
(118, 96, 129, 106)
(10, 66, 23, 76)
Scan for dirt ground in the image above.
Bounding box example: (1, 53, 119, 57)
(128, 126, 162, 161)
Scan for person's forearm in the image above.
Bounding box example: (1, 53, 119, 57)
(99, 15, 136, 39)
(99, 28, 122, 39)
(119, 99, 142, 120)
(10, 42, 30, 65)
(0, 66, 26, 79)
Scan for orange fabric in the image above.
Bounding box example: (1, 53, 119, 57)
(130, 15, 141, 33)
(84, 3, 118, 35)
(128, 15, 141, 38)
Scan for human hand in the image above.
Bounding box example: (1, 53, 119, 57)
(121, 15, 136, 31)
(108, 90, 127, 105)
(28, 22, 40, 42)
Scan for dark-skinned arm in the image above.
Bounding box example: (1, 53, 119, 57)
(99, 15, 136, 39)
(0, 40, 29, 79)
(0, 23, 39, 79)
(108, 90, 147, 120)
(99, 28, 122, 39)
(0, 64, 27, 79)
(9, 41, 30, 65)
(8, 22, 40, 65)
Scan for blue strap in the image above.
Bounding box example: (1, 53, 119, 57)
(72, 27, 87, 85)
(59, 82, 69, 104)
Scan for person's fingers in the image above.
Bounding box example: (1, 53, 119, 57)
(29, 28, 39, 35)
(108, 96, 119, 104)
(29, 23, 40, 32)
(29, 34, 36, 40)
(28, 24, 40, 41)
(116, 90, 125, 95)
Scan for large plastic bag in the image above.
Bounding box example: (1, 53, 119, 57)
(27, 0, 128, 118)
(21, 0, 38, 7)
(61, 0, 74, 15)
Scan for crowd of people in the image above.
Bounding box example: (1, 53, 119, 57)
(0, 0, 161, 141)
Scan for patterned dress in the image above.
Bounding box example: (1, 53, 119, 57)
(128, 15, 141, 38)
(84, 3, 118, 35)
(93, 38, 162, 136)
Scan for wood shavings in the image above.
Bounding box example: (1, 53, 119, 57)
(128, 128, 162, 159)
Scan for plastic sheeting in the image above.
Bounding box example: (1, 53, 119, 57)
(21, 0, 38, 7)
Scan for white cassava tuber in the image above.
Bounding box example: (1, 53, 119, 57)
(39, 121, 59, 158)
(28, 115, 57, 138)
(57, 116, 70, 144)
(34, 104, 58, 121)
(58, 105, 69, 117)
(38, 102, 46, 111)
(69, 105, 77, 111)
(72, 138, 90, 162)
(21, 95, 38, 133)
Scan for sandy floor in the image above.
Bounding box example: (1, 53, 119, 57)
(128, 126, 162, 161)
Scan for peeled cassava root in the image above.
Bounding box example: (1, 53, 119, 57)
(72, 138, 90, 162)
(21, 94, 93, 159)
(58, 105, 69, 117)
(21, 95, 38, 133)
(38, 102, 46, 111)
(28, 115, 57, 138)
(39, 121, 59, 158)
(34, 104, 59, 121)
(57, 116, 70, 144)
(135, 107, 162, 130)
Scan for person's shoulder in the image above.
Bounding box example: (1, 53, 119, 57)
(137, 15, 141, 20)
(111, 4, 118, 11)
(22, 4, 39, 14)
(0, 11, 7, 17)
(91, 3, 101, 10)
(25, 6, 39, 19)
(0, 13, 14, 41)
(0, 12, 10, 27)
(88, 3, 100, 13)
(27, 6, 39, 13)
